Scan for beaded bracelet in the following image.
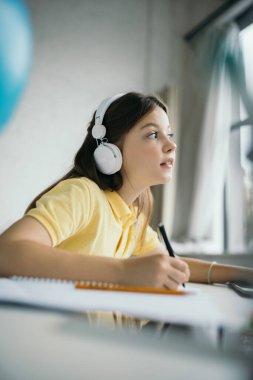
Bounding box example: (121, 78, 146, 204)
(207, 261, 217, 284)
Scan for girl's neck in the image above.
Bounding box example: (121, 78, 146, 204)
(117, 180, 146, 206)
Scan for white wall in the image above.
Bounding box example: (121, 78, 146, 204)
(0, 0, 222, 232)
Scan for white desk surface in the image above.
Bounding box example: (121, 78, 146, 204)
(190, 282, 253, 329)
(0, 283, 252, 380)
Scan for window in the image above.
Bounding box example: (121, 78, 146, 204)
(225, 22, 253, 253)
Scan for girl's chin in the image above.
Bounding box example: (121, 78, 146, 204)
(162, 172, 173, 182)
(163, 178, 172, 184)
(153, 176, 173, 186)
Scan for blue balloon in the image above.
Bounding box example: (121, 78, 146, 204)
(0, 0, 32, 131)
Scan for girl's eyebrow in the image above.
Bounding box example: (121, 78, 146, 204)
(140, 123, 171, 130)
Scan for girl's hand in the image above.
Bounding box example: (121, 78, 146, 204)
(121, 253, 190, 289)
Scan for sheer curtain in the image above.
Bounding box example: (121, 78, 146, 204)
(172, 22, 250, 251)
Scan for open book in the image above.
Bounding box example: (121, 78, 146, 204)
(0, 276, 226, 327)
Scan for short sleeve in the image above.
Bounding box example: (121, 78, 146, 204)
(132, 217, 160, 255)
(26, 179, 92, 246)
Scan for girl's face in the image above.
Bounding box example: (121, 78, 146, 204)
(121, 106, 177, 191)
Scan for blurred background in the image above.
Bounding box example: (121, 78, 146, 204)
(0, 0, 253, 258)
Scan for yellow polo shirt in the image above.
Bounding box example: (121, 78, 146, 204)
(26, 177, 160, 258)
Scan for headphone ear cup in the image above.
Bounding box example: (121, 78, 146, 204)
(94, 143, 122, 175)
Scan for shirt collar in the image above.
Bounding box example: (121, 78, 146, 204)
(105, 190, 137, 227)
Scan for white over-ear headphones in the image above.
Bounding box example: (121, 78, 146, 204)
(92, 93, 124, 175)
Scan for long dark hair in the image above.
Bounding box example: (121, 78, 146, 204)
(26, 92, 167, 244)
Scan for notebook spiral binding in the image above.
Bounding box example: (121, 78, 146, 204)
(11, 276, 116, 288)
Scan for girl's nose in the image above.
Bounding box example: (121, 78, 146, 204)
(164, 136, 177, 152)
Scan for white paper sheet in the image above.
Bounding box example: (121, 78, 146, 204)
(0, 277, 226, 327)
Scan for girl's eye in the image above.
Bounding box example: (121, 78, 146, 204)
(148, 132, 158, 139)
(147, 132, 174, 140)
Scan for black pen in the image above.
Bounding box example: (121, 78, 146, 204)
(158, 223, 185, 288)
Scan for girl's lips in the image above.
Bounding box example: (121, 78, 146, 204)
(161, 162, 173, 169)
(160, 158, 174, 169)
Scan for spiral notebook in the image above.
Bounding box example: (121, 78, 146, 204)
(0, 276, 226, 327)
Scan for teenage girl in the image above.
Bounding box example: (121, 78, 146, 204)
(0, 92, 252, 288)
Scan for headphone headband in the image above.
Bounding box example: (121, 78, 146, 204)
(95, 93, 125, 125)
